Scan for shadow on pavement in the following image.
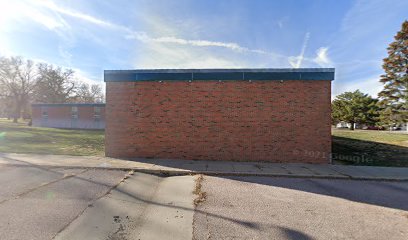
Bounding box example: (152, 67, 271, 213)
(281, 227, 314, 240)
(2, 155, 407, 239)
(0, 155, 259, 231)
(224, 176, 408, 211)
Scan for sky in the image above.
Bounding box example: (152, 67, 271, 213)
(0, 0, 407, 98)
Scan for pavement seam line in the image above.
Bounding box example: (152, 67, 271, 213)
(51, 169, 135, 240)
(121, 174, 165, 236)
(108, 173, 165, 240)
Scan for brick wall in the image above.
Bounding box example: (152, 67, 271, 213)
(105, 80, 331, 163)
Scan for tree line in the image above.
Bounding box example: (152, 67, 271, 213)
(1, 21, 406, 127)
(333, 20, 407, 130)
(0, 56, 104, 122)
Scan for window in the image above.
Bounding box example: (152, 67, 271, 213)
(71, 106, 78, 119)
(94, 107, 101, 121)
(41, 107, 48, 120)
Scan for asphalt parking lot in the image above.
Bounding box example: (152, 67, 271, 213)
(1, 160, 408, 240)
(193, 176, 408, 240)
(0, 164, 194, 240)
(0, 164, 128, 240)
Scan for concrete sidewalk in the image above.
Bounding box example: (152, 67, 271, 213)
(1, 153, 408, 181)
(54, 173, 195, 240)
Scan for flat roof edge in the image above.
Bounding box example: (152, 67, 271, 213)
(105, 68, 335, 73)
(104, 68, 335, 82)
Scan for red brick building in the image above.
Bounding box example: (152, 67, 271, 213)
(104, 68, 334, 163)
(31, 103, 105, 129)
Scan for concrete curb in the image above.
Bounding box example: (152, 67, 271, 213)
(3, 163, 408, 182)
(128, 169, 408, 181)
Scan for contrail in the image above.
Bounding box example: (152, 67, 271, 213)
(295, 32, 310, 68)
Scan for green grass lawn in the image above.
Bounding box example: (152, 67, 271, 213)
(332, 128, 408, 167)
(0, 119, 407, 166)
(0, 119, 104, 156)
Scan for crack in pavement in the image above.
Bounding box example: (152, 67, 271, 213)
(51, 170, 135, 240)
(0, 168, 89, 205)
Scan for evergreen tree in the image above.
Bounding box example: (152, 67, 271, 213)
(378, 20, 408, 128)
(332, 90, 379, 130)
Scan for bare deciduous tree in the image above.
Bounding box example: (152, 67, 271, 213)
(0, 56, 105, 122)
(73, 83, 104, 103)
(35, 63, 76, 103)
(0, 56, 39, 122)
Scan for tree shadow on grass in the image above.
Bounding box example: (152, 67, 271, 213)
(332, 136, 408, 167)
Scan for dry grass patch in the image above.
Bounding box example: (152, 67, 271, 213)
(193, 174, 207, 206)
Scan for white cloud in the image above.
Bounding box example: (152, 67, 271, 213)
(126, 32, 285, 59)
(0, 0, 295, 71)
(28, 0, 288, 64)
(288, 46, 334, 68)
(0, 1, 68, 31)
(34, 0, 124, 30)
(0, 0, 77, 64)
(134, 39, 244, 69)
(153, 36, 246, 51)
(313, 47, 332, 67)
(2, 0, 335, 72)
(115, 9, 290, 68)
(24, 8, 64, 30)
